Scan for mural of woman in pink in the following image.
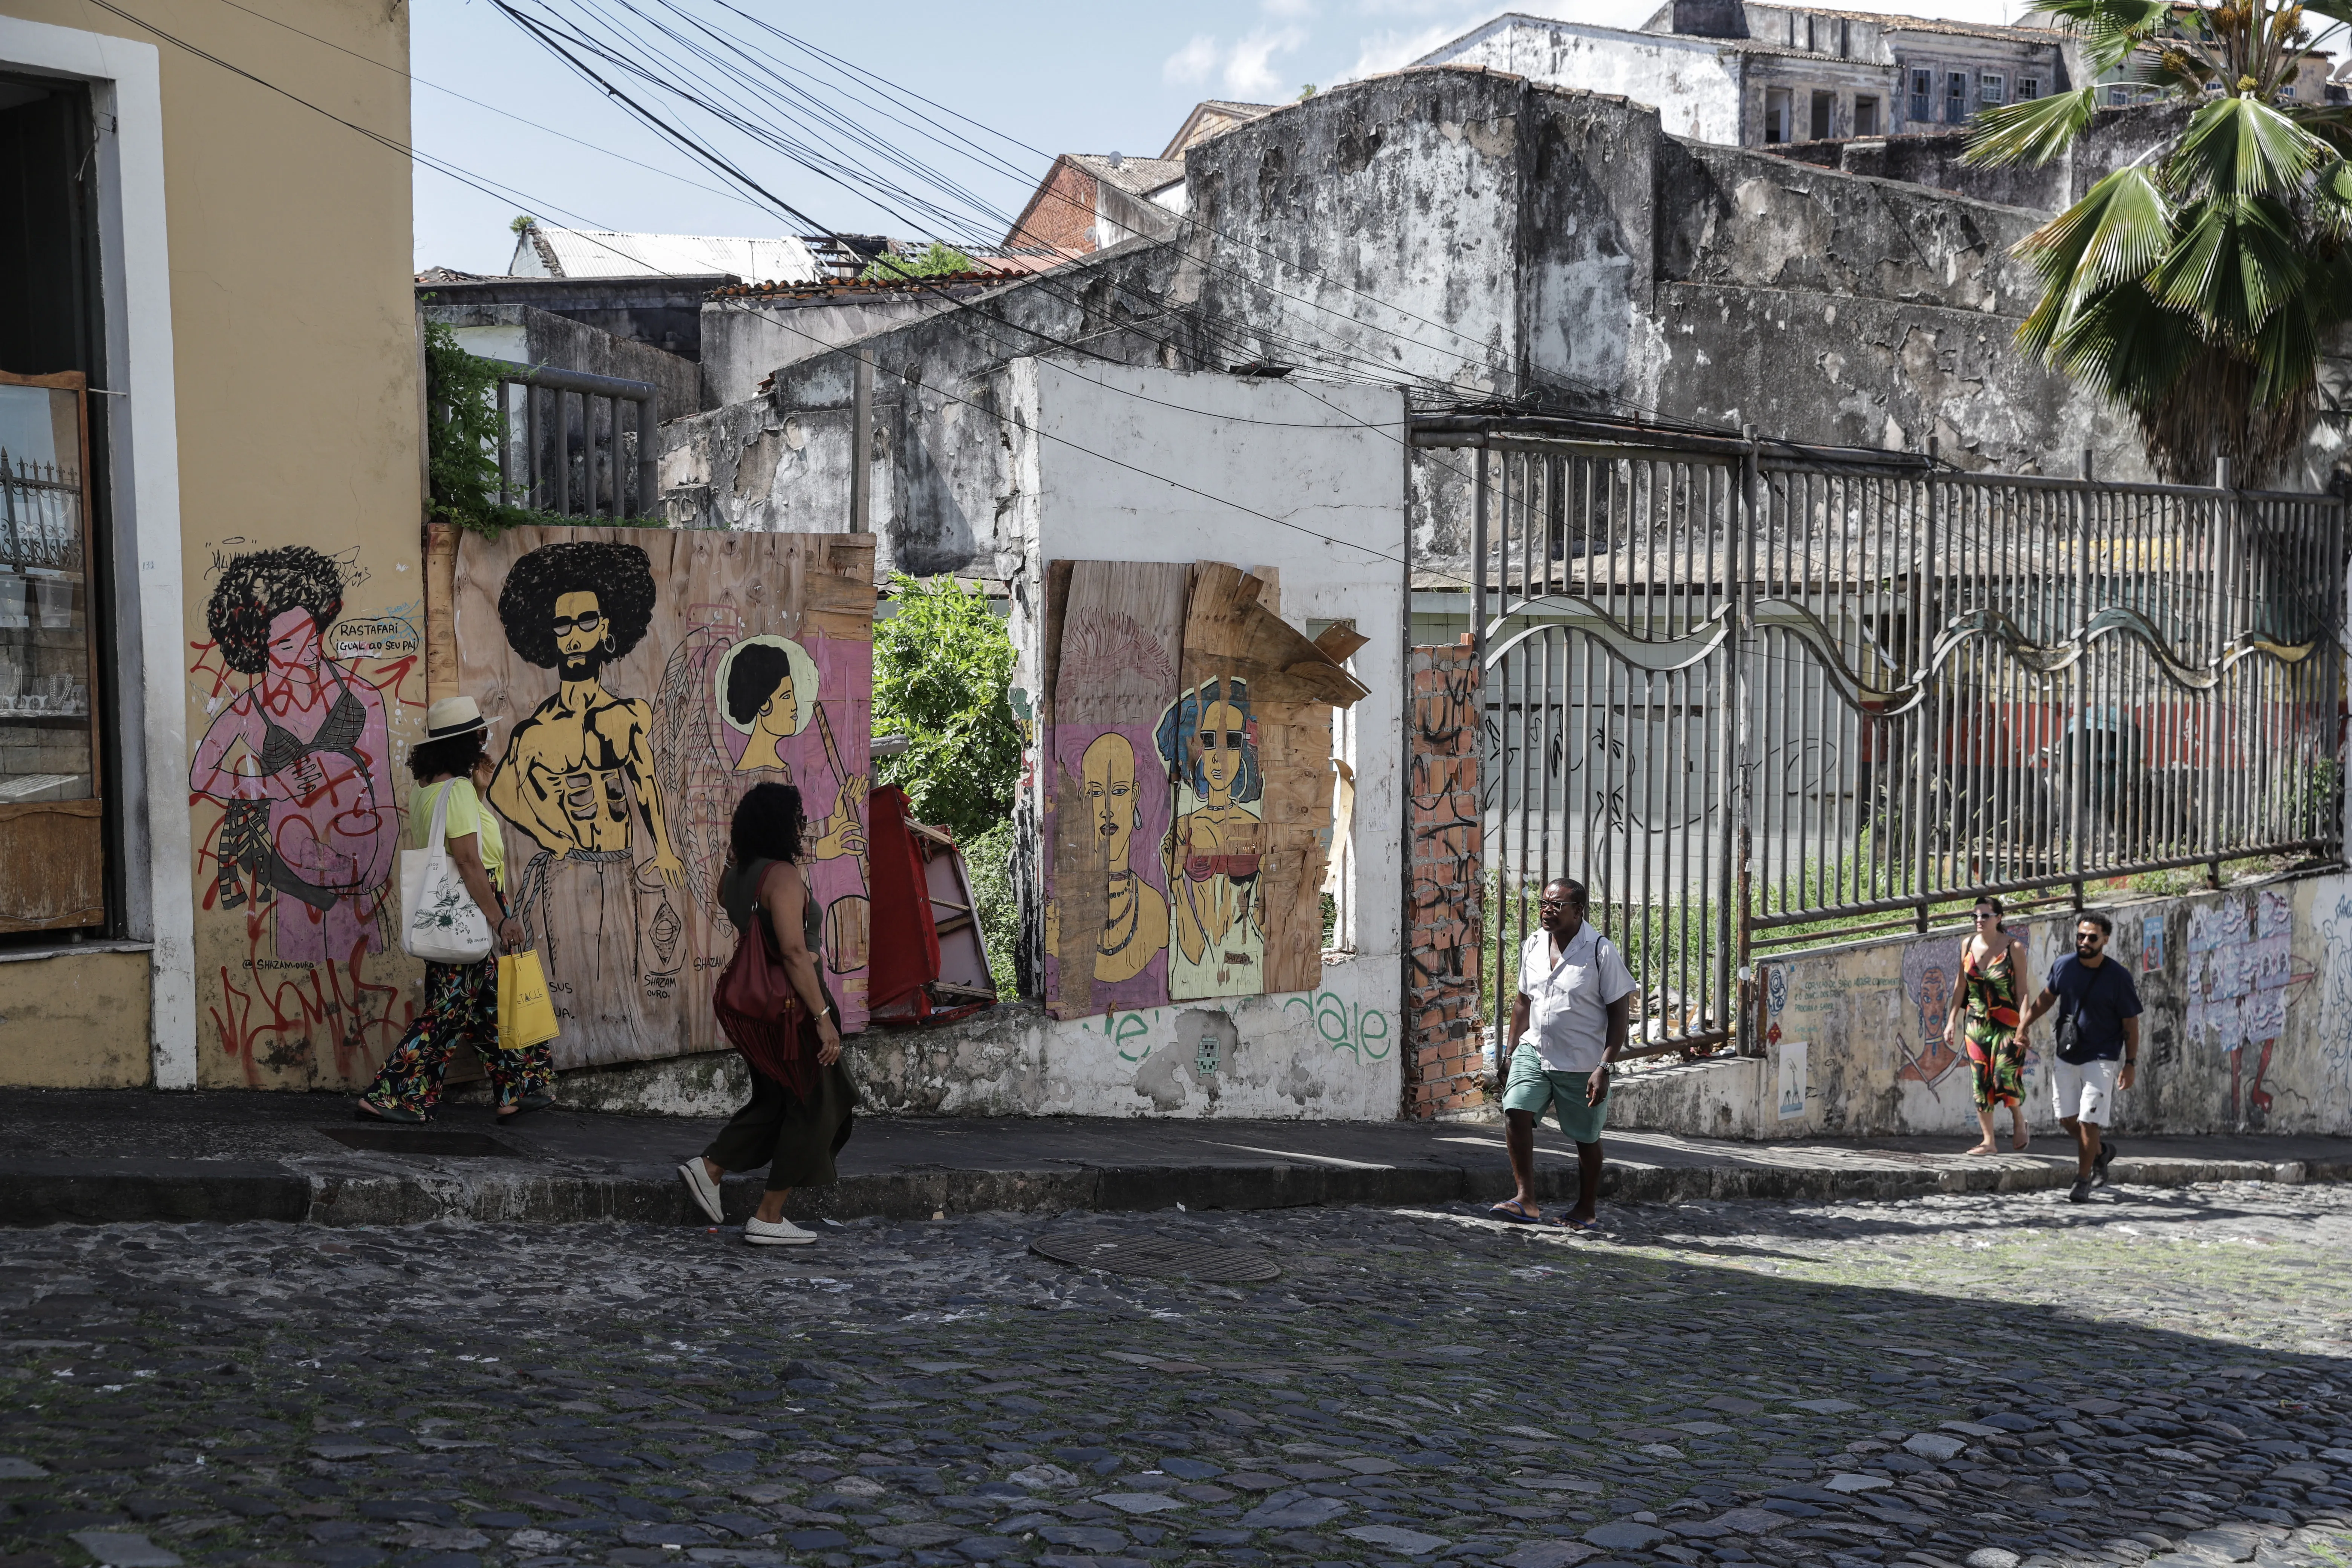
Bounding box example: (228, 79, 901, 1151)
(190, 546, 397, 963)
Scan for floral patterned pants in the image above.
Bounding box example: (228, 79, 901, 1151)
(360, 957, 551, 1116)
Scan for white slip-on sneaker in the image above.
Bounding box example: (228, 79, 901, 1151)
(743, 1216, 817, 1246)
(678, 1161, 724, 1225)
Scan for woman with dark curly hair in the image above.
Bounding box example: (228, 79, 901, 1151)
(678, 782, 856, 1246)
(357, 697, 549, 1124)
(188, 546, 396, 964)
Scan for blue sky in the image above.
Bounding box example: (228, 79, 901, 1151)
(412, 0, 2035, 276)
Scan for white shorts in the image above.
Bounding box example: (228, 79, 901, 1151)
(2053, 1056, 2121, 1124)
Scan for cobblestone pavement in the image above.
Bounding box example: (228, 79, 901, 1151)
(7, 1184, 2352, 1568)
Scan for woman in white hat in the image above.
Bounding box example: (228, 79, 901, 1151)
(356, 697, 545, 1124)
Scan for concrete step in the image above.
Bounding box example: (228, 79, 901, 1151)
(2, 1088, 2344, 1228)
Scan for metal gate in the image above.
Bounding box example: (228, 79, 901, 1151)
(1423, 418, 2346, 1058)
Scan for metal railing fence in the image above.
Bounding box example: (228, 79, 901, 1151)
(484, 361, 661, 519)
(0, 453, 81, 571)
(1419, 419, 2346, 1058)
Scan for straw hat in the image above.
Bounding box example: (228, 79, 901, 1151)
(425, 695, 488, 740)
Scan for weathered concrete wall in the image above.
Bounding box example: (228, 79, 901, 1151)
(1617, 873, 2352, 1139)
(413, 275, 724, 367)
(658, 240, 1190, 574)
(1774, 102, 2199, 216)
(430, 303, 701, 427)
(700, 292, 959, 409)
(1639, 135, 2147, 474)
(663, 70, 2204, 582)
(1418, 17, 1750, 145)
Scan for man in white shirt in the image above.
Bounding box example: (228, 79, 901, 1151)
(1496, 877, 1635, 1229)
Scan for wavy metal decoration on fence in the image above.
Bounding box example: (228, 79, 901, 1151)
(1484, 596, 2322, 715)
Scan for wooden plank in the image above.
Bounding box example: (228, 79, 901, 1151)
(1038, 559, 1076, 730)
(1312, 619, 1370, 664)
(1045, 560, 1187, 1019)
(0, 798, 104, 931)
(454, 526, 874, 1070)
(1166, 562, 1366, 1001)
(1184, 562, 1369, 706)
(425, 521, 460, 701)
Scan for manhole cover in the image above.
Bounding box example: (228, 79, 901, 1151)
(319, 1127, 520, 1158)
(1029, 1230, 1281, 1282)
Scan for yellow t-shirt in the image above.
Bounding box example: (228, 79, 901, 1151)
(407, 777, 506, 893)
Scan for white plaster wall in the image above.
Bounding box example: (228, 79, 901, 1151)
(1739, 873, 2352, 1139)
(1421, 19, 1746, 145)
(1003, 358, 1408, 1119)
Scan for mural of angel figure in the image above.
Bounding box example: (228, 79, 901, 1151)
(189, 545, 397, 964)
(1156, 675, 1265, 1000)
(485, 541, 684, 1031)
(718, 635, 867, 863)
(653, 628, 872, 978)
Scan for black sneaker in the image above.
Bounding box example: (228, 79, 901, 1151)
(2067, 1178, 2093, 1204)
(2093, 1141, 2117, 1186)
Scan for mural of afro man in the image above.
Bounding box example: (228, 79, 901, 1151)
(206, 545, 346, 675)
(485, 536, 684, 1041)
(496, 539, 658, 674)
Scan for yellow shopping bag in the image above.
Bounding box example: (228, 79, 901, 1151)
(497, 948, 561, 1050)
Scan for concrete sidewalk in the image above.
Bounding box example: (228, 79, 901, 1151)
(5, 1087, 2346, 1228)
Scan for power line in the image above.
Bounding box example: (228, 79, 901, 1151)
(488, 0, 1721, 429)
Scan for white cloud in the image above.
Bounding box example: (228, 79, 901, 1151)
(1224, 24, 1310, 96)
(1163, 33, 1219, 86)
(1345, 20, 1467, 78)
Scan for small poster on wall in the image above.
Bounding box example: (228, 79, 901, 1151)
(1776, 1040, 1809, 1121)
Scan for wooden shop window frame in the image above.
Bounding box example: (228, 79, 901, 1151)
(0, 369, 106, 934)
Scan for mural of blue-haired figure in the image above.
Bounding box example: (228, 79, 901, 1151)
(1155, 675, 1267, 1000)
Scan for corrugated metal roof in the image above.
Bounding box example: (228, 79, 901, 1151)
(508, 227, 822, 285)
(1067, 153, 1187, 197)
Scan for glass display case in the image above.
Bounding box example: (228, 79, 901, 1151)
(0, 370, 103, 933)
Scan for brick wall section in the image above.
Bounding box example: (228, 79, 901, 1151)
(1406, 644, 1484, 1118)
(1006, 160, 1098, 252)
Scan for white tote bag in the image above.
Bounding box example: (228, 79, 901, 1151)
(399, 781, 494, 964)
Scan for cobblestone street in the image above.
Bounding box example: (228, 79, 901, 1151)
(7, 1185, 2352, 1568)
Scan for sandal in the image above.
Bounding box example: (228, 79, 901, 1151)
(1489, 1199, 1546, 1225)
(497, 1092, 556, 1123)
(354, 1100, 427, 1124)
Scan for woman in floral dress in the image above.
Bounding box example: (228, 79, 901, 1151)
(1944, 897, 2033, 1154)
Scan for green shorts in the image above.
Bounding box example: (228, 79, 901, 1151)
(1502, 1049, 1610, 1145)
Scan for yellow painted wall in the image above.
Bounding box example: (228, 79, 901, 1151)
(0, 951, 153, 1087)
(0, 0, 425, 1087)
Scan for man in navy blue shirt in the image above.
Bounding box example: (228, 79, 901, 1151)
(2021, 910, 2142, 1204)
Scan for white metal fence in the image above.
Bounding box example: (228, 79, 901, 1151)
(1418, 418, 2346, 1057)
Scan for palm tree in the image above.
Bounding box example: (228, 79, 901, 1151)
(1966, 0, 2352, 485)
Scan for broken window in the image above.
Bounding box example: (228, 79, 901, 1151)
(1810, 90, 1834, 140)
(1946, 70, 1969, 121)
(1980, 72, 2006, 106)
(2017, 76, 2041, 100)
(1765, 87, 1792, 144)
(1909, 67, 1933, 122)
(1854, 95, 1880, 135)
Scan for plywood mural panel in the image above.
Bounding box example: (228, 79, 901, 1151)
(187, 540, 428, 1089)
(455, 527, 874, 1070)
(1043, 561, 1187, 1020)
(1043, 558, 1366, 1019)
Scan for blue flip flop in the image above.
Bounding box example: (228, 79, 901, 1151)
(1488, 1199, 1545, 1225)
